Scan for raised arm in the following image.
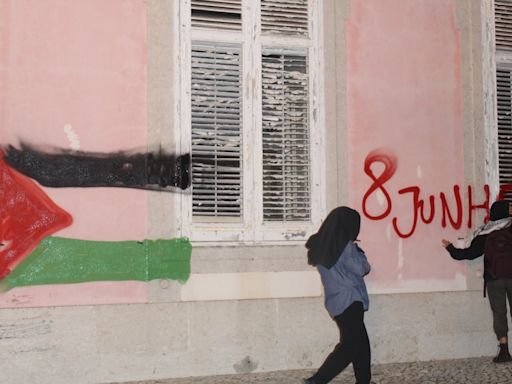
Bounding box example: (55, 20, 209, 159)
(441, 234, 486, 260)
(341, 242, 371, 276)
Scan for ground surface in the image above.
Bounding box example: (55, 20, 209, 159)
(114, 356, 512, 384)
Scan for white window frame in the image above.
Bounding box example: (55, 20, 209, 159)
(174, 0, 325, 245)
(489, 0, 512, 198)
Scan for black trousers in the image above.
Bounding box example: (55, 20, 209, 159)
(487, 279, 512, 340)
(310, 301, 371, 384)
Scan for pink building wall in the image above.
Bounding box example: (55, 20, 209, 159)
(0, 0, 149, 306)
(347, 0, 469, 291)
(0, 0, 479, 305)
(0, 2, 497, 382)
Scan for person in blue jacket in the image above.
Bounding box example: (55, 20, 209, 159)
(302, 206, 372, 384)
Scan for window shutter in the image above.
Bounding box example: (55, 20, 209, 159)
(262, 49, 310, 221)
(261, 0, 309, 36)
(497, 69, 512, 198)
(496, 0, 512, 52)
(191, 43, 243, 217)
(191, 0, 242, 31)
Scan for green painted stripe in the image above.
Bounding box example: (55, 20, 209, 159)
(4, 237, 191, 290)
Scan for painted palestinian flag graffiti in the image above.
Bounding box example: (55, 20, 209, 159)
(0, 148, 192, 291)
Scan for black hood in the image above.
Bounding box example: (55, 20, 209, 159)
(490, 200, 511, 221)
(305, 206, 360, 269)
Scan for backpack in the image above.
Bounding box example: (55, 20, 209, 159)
(484, 226, 512, 279)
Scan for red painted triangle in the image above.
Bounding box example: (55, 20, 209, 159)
(0, 152, 72, 279)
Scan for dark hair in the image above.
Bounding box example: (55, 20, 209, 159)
(490, 200, 511, 221)
(305, 206, 360, 268)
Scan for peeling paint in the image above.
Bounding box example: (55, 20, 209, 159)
(14, 346, 56, 354)
(0, 318, 52, 340)
(376, 189, 386, 206)
(398, 238, 404, 270)
(284, 230, 307, 240)
(386, 223, 392, 242)
(63, 124, 80, 151)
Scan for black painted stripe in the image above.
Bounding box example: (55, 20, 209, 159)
(4, 144, 190, 191)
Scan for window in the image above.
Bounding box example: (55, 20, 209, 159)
(177, 0, 324, 244)
(495, 0, 512, 198)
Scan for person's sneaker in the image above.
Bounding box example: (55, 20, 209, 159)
(302, 379, 315, 384)
(493, 343, 512, 363)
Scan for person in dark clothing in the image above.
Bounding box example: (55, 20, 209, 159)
(303, 207, 373, 384)
(442, 200, 512, 363)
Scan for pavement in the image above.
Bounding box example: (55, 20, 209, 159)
(116, 356, 512, 384)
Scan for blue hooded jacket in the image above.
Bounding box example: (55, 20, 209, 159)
(317, 241, 371, 318)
